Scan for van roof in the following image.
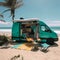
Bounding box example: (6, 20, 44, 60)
(13, 18, 39, 22)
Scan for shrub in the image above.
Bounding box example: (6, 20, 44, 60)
(0, 35, 8, 46)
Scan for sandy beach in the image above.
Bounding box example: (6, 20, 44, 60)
(0, 31, 60, 60)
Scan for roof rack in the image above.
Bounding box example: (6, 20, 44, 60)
(13, 18, 39, 22)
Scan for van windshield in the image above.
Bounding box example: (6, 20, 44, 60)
(41, 25, 51, 32)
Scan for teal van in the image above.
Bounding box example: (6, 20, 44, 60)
(12, 18, 58, 44)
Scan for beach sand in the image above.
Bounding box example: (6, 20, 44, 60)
(0, 32, 60, 60)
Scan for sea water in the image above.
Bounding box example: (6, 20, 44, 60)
(0, 27, 11, 32)
(50, 27, 60, 34)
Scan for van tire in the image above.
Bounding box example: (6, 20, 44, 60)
(47, 38, 54, 45)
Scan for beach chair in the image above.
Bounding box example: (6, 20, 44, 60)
(41, 43, 50, 51)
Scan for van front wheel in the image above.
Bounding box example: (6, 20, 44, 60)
(47, 38, 54, 45)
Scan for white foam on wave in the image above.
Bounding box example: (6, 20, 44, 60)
(54, 30, 60, 34)
(0, 29, 11, 32)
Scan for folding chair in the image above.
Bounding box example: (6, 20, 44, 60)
(41, 43, 50, 51)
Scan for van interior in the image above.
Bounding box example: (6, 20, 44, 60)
(20, 21, 40, 41)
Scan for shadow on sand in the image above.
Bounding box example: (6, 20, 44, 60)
(0, 40, 58, 54)
(50, 42, 58, 47)
(40, 42, 58, 53)
(0, 42, 10, 49)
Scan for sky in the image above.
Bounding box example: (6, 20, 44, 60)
(0, 0, 60, 27)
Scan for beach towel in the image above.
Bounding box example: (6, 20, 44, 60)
(12, 43, 34, 51)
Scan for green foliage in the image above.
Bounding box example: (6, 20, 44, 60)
(0, 35, 8, 45)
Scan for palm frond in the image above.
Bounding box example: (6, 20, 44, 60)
(0, 0, 23, 21)
(16, 0, 23, 6)
(0, 20, 5, 22)
(0, 14, 4, 18)
(2, 9, 11, 13)
(15, 3, 23, 9)
(15, 0, 23, 8)
(7, 0, 16, 6)
(0, 2, 7, 6)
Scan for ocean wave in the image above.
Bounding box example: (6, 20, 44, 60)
(54, 30, 60, 34)
(0, 29, 11, 32)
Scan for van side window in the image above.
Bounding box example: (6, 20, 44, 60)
(41, 25, 46, 31)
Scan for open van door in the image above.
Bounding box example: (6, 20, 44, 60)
(12, 22, 21, 41)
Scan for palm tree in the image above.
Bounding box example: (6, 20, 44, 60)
(0, 0, 23, 22)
